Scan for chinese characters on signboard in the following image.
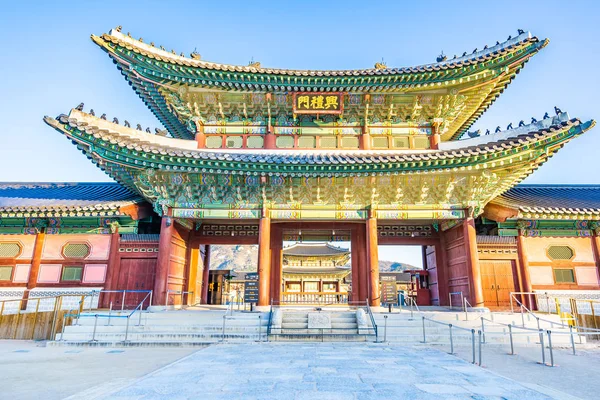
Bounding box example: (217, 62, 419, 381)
(293, 93, 343, 114)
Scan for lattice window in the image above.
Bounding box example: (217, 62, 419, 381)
(372, 137, 389, 149)
(0, 243, 22, 258)
(393, 137, 409, 149)
(413, 136, 430, 149)
(341, 137, 359, 149)
(246, 136, 264, 148)
(298, 136, 316, 148)
(0, 266, 12, 281)
(62, 266, 83, 282)
(225, 136, 243, 148)
(320, 136, 337, 149)
(276, 136, 294, 148)
(554, 269, 575, 283)
(547, 246, 574, 260)
(63, 243, 91, 259)
(206, 136, 223, 148)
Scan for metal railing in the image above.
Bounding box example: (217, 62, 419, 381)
(448, 292, 464, 311)
(165, 290, 194, 308)
(60, 290, 153, 343)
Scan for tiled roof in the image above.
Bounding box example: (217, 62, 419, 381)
(96, 29, 544, 77)
(476, 235, 517, 245)
(283, 243, 350, 257)
(493, 185, 600, 216)
(45, 109, 594, 176)
(0, 182, 143, 217)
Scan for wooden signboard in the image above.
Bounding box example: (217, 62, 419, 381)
(244, 273, 259, 303)
(380, 275, 398, 305)
(293, 92, 343, 114)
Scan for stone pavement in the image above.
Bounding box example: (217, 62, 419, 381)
(95, 343, 575, 400)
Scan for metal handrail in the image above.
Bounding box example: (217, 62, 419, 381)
(448, 292, 464, 311)
(165, 290, 194, 308)
(365, 299, 378, 339)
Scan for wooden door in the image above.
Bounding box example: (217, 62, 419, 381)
(117, 258, 157, 309)
(479, 260, 516, 308)
(425, 246, 439, 305)
(493, 260, 516, 307)
(480, 261, 498, 306)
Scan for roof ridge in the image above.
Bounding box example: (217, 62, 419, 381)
(98, 28, 542, 75)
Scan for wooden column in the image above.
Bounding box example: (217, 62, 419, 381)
(270, 226, 283, 305)
(201, 245, 211, 304)
(463, 217, 484, 307)
(101, 228, 120, 308)
(257, 216, 272, 306)
(435, 235, 449, 306)
(366, 214, 380, 306)
(361, 126, 371, 150)
(591, 228, 600, 286)
(153, 213, 174, 307)
(350, 225, 360, 303)
(22, 228, 46, 309)
(516, 229, 533, 309)
(357, 223, 369, 302)
(186, 243, 200, 305)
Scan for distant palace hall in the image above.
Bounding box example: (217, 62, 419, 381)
(0, 28, 598, 310)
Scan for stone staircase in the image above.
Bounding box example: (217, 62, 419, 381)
(49, 309, 269, 347)
(269, 310, 375, 342)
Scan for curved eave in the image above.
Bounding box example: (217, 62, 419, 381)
(92, 30, 547, 141)
(0, 202, 137, 219)
(93, 30, 542, 80)
(43, 109, 594, 181)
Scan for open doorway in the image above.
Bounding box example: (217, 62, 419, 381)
(208, 244, 258, 304)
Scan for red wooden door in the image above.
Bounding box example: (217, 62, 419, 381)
(116, 258, 157, 309)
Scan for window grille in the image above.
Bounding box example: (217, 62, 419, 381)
(547, 245, 574, 260)
(298, 136, 316, 148)
(0, 243, 21, 258)
(413, 136, 430, 149)
(341, 137, 359, 149)
(246, 136, 264, 148)
(320, 136, 337, 149)
(225, 136, 243, 148)
(393, 137, 409, 148)
(276, 136, 294, 148)
(63, 243, 91, 259)
(372, 137, 389, 149)
(0, 266, 12, 281)
(554, 268, 575, 284)
(62, 266, 83, 282)
(206, 136, 223, 148)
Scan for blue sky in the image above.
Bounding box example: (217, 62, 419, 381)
(0, 1, 598, 264)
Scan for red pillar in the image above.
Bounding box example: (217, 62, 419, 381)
(463, 217, 484, 308)
(257, 216, 272, 306)
(357, 223, 369, 302)
(22, 229, 46, 309)
(101, 228, 120, 308)
(435, 235, 449, 306)
(366, 214, 380, 306)
(201, 245, 211, 304)
(186, 243, 200, 305)
(517, 229, 533, 309)
(270, 226, 283, 305)
(154, 214, 174, 307)
(591, 230, 600, 286)
(350, 225, 360, 303)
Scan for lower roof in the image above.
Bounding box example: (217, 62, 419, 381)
(3, 182, 600, 221)
(491, 185, 600, 218)
(0, 182, 144, 218)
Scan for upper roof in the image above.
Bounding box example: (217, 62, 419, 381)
(491, 185, 600, 218)
(0, 182, 143, 218)
(283, 243, 350, 257)
(91, 28, 547, 140)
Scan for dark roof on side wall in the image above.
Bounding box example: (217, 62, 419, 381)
(494, 185, 600, 212)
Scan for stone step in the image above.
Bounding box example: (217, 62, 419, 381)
(270, 334, 369, 342)
(63, 325, 265, 334)
(57, 332, 264, 341)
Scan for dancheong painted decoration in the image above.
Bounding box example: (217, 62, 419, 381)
(0, 27, 598, 315)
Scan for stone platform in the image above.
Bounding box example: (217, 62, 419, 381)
(88, 343, 572, 399)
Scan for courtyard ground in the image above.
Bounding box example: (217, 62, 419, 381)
(1, 341, 593, 400)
